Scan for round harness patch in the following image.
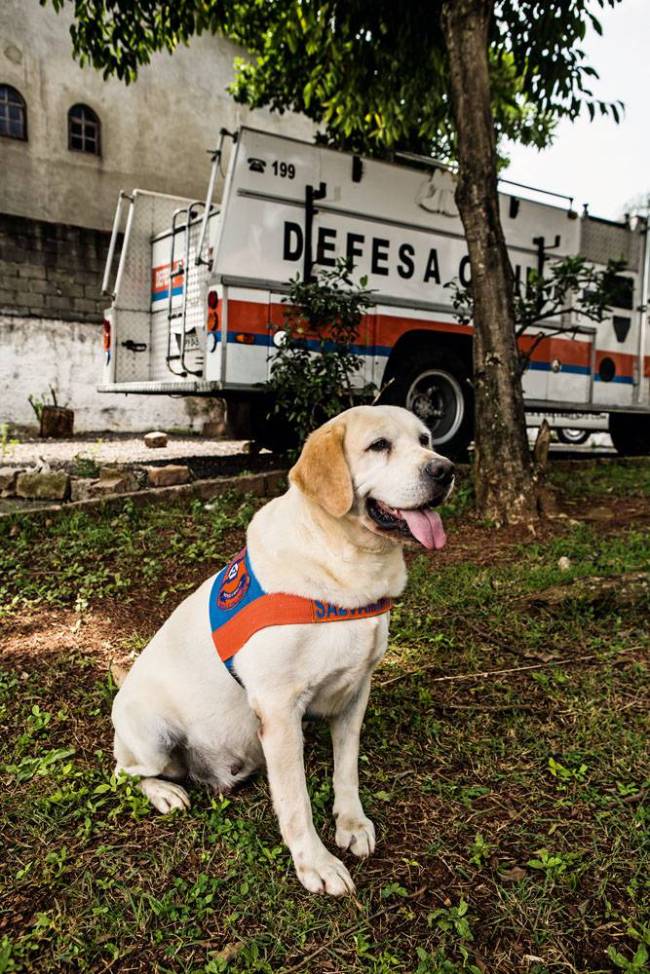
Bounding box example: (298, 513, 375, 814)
(217, 550, 251, 610)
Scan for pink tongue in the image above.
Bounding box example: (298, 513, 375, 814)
(398, 508, 446, 550)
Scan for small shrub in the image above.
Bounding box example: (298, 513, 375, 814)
(70, 454, 101, 479)
(266, 258, 375, 453)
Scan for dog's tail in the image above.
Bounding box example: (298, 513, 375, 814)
(109, 661, 129, 688)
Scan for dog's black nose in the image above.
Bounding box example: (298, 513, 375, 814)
(424, 458, 455, 486)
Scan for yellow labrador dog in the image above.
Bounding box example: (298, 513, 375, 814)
(112, 405, 453, 895)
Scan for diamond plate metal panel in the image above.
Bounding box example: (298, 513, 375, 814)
(113, 310, 151, 382)
(150, 308, 172, 382)
(113, 192, 191, 314)
(580, 217, 643, 271)
(109, 191, 215, 385)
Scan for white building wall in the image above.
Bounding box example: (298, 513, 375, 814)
(0, 315, 223, 432)
(0, 0, 314, 230)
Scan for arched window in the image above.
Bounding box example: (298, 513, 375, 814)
(0, 85, 27, 140)
(68, 103, 101, 155)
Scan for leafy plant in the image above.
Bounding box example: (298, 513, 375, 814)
(427, 900, 481, 972)
(429, 899, 474, 940)
(607, 942, 649, 972)
(548, 755, 589, 787)
(49, 1, 622, 152)
(0, 422, 19, 459)
(526, 848, 581, 881)
(70, 455, 101, 479)
(468, 833, 493, 867)
(447, 255, 626, 376)
(3, 747, 76, 784)
(380, 882, 409, 900)
(415, 947, 479, 974)
(266, 258, 375, 453)
(27, 386, 63, 421)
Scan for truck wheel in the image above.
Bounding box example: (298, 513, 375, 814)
(382, 349, 473, 458)
(557, 428, 590, 445)
(609, 412, 650, 456)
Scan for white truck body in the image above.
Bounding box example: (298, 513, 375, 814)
(100, 127, 650, 434)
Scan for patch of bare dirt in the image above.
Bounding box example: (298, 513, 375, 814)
(1, 606, 145, 672)
(411, 492, 650, 571)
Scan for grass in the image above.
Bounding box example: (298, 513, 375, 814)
(0, 492, 260, 617)
(0, 463, 648, 973)
(548, 457, 650, 501)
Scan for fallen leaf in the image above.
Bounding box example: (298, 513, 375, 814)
(523, 651, 560, 662)
(499, 865, 527, 882)
(208, 943, 243, 964)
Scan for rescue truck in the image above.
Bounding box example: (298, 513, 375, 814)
(100, 127, 650, 456)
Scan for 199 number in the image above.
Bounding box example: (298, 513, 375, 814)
(272, 160, 296, 179)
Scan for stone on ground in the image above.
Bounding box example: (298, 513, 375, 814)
(98, 467, 139, 492)
(70, 479, 94, 502)
(69, 467, 140, 501)
(15, 470, 70, 501)
(146, 465, 191, 488)
(0, 468, 18, 496)
(144, 431, 168, 449)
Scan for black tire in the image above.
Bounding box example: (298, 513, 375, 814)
(557, 428, 590, 445)
(382, 347, 474, 458)
(609, 412, 650, 456)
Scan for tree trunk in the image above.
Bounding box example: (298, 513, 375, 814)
(442, 0, 537, 525)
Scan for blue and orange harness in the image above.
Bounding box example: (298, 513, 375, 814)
(209, 548, 392, 682)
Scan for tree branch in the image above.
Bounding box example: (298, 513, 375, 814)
(517, 325, 582, 376)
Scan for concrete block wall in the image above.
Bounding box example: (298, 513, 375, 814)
(0, 214, 229, 433)
(0, 212, 110, 322)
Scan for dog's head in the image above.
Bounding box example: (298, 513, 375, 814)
(289, 405, 454, 550)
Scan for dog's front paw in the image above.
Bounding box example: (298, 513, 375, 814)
(139, 778, 190, 814)
(335, 814, 376, 858)
(295, 847, 356, 896)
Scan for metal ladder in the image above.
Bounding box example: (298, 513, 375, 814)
(165, 128, 236, 377)
(165, 202, 206, 378)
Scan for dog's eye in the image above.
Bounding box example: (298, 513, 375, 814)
(367, 438, 391, 452)
(419, 433, 431, 447)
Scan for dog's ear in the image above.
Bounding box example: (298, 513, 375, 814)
(289, 420, 353, 518)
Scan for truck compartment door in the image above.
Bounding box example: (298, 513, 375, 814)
(521, 328, 594, 405)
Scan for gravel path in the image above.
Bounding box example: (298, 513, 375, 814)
(2, 436, 249, 467)
(2, 432, 615, 468)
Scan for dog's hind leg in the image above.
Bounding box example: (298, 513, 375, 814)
(112, 700, 190, 814)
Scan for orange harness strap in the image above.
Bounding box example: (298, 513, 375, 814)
(208, 548, 392, 678)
